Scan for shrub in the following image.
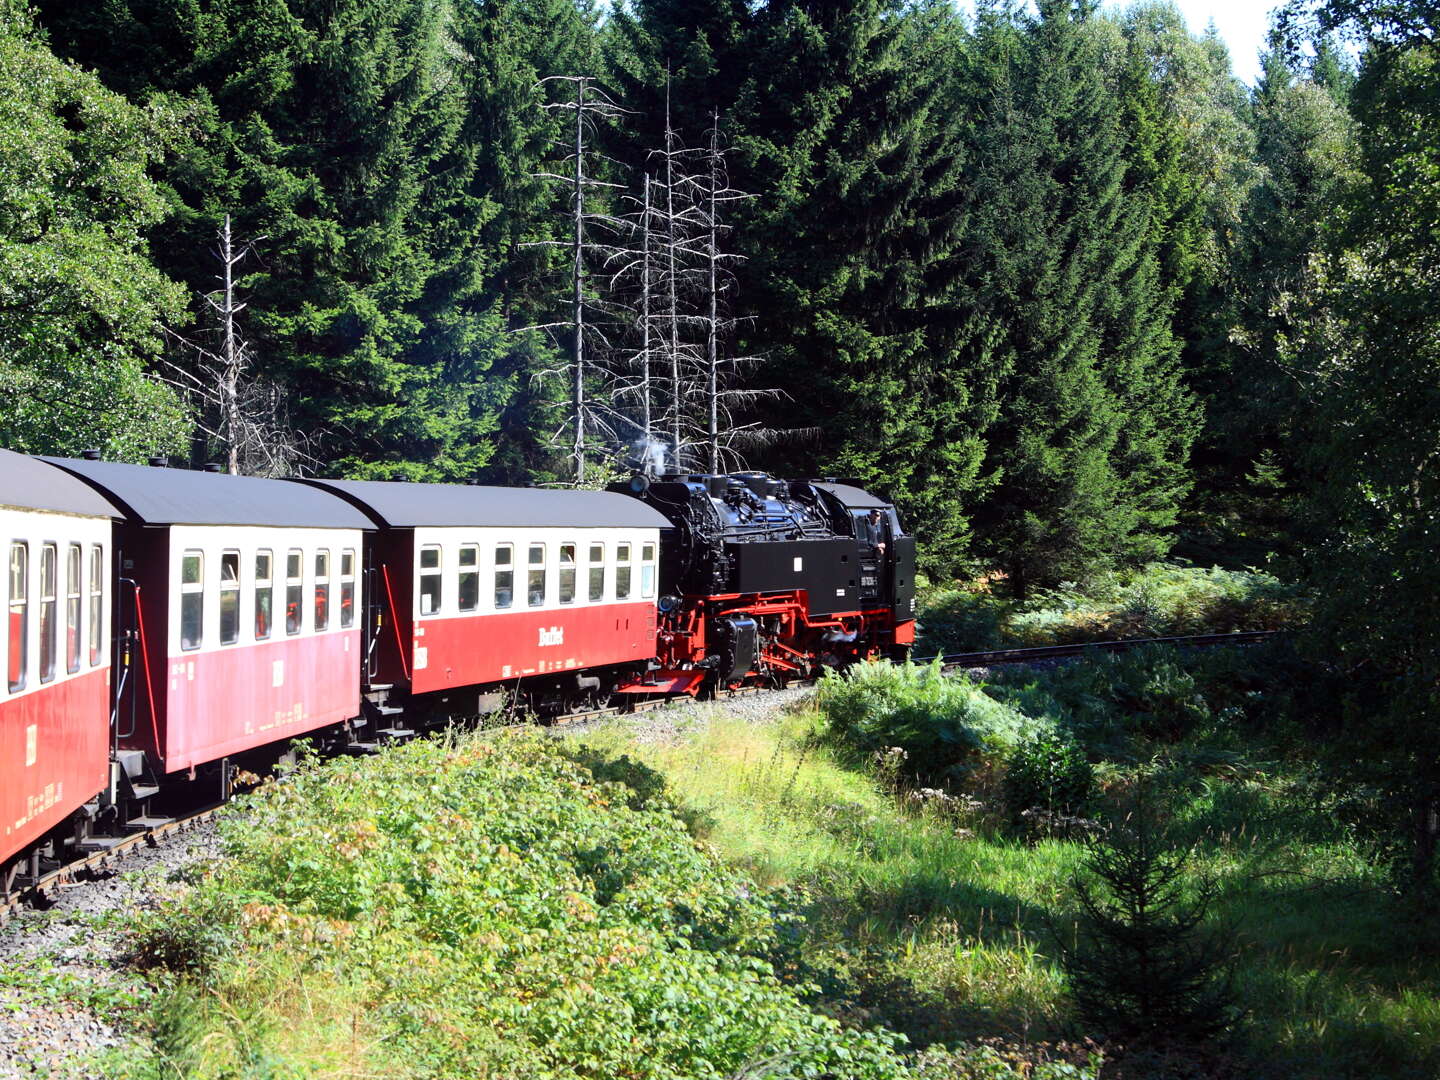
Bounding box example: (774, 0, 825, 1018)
(817, 660, 1049, 781)
(917, 563, 1305, 653)
(1003, 732, 1094, 822)
(131, 730, 914, 1079)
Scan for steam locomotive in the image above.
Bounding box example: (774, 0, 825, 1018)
(1, 451, 914, 890)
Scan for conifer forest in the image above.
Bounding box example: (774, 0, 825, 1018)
(3, 0, 1440, 1077)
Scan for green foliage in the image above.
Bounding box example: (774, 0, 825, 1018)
(1057, 785, 1241, 1042)
(130, 730, 912, 1078)
(916, 562, 1304, 655)
(816, 661, 1048, 781)
(1003, 732, 1094, 822)
(35, 0, 555, 480)
(587, 686, 1440, 1078)
(1284, 0, 1440, 893)
(964, 1, 1200, 592)
(0, 0, 189, 460)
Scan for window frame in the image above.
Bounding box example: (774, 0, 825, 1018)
(340, 548, 356, 629)
(39, 542, 57, 680)
(8, 541, 27, 693)
(179, 549, 204, 652)
(494, 544, 514, 610)
(418, 544, 442, 617)
(65, 542, 82, 673)
(640, 541, 657, 600)
(219, 549, 241, 646)
(615, 541, 632, 601)
(314, 548, 331, 632)
(285, 548, 303, 636)
(558, 543, 577, 605)
(527, 543, 547, 608)
(587, 542, 605, 603)
(457, 544, 479, 613)
(88, 544, 103, 667)
(255, 550, 274, 641)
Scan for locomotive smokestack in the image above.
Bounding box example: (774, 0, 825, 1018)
(147, 455, 168, 468)
(81, 448, 101, 461)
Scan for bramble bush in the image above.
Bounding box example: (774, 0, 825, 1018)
(126, 729, 914, 1079)
(1002, 732, 1094, 823)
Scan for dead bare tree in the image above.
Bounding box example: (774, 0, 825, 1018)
(524, 75, 633, 485)
(159, 215, 315, 476)
(697, 111, 771, 472)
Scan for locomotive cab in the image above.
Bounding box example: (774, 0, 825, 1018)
(614, 471, 917, 693)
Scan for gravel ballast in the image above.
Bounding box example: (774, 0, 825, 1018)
(0, 824, 221, 1079)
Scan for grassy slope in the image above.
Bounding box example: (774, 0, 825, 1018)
(579, 702, 1440, 1079)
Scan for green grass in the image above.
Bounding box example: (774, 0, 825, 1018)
(93, 728, 1099, 1080)
(579, 696, 1440, 1079)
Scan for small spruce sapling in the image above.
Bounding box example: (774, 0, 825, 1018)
(1055, 779, 1241, 1042)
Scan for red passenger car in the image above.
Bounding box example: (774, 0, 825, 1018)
(1, 451, 119, 880)
(300, 480, 670, 715)
(45, 458, 372, 780)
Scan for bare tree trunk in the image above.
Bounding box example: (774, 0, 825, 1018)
(665, 74, 682, 468)
(571, 78, 586, 485)
(219, 215, 242, 475)
(641, 172, 652, 451)
(706, 116, 720, 473)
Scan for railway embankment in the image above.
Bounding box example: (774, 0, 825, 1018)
(4, 634, 1435, 1079)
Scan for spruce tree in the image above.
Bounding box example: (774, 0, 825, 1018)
(34, 0, 550, 479)
(965, 0, 1198, 592)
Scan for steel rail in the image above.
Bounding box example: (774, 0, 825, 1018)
(921, 629, 1283, 671)
(1, 807, 221, 925)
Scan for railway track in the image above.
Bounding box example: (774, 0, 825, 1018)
(2, 629, 1277, 920)
(0, 807, 221, 924)
(923, 629, 1282, 672)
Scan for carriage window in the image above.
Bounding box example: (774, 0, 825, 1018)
(88, 545, 102, 666)
(285, 549, 302, 635)
(255, 551, 273, 640)
(419, 545, 442, 615)
(458, 545, 479, 612)
(180, 550, 203, 651)
(39, 543, 58, 679)
(615, 542, 632, 600)
(8, 543, 26, 692)
(220, 551, 240, 645)
(588, 543, 605, 602)
(559, 544, 576, 604)
(314, 549, 330, 631)
(494, 545, 513, 609)
(527, 544, 546, 607)
(340, 549, 356, 628)
(66, 544, 81, 672)
(641, 542, 657, 599)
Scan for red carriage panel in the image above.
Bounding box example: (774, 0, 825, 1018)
(40, 458, 372, 778)
(0, 667, 109, 862)
(161, 629, 362, 770)
(412, 601, 657, 692)
(1, 452, 120, 868)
